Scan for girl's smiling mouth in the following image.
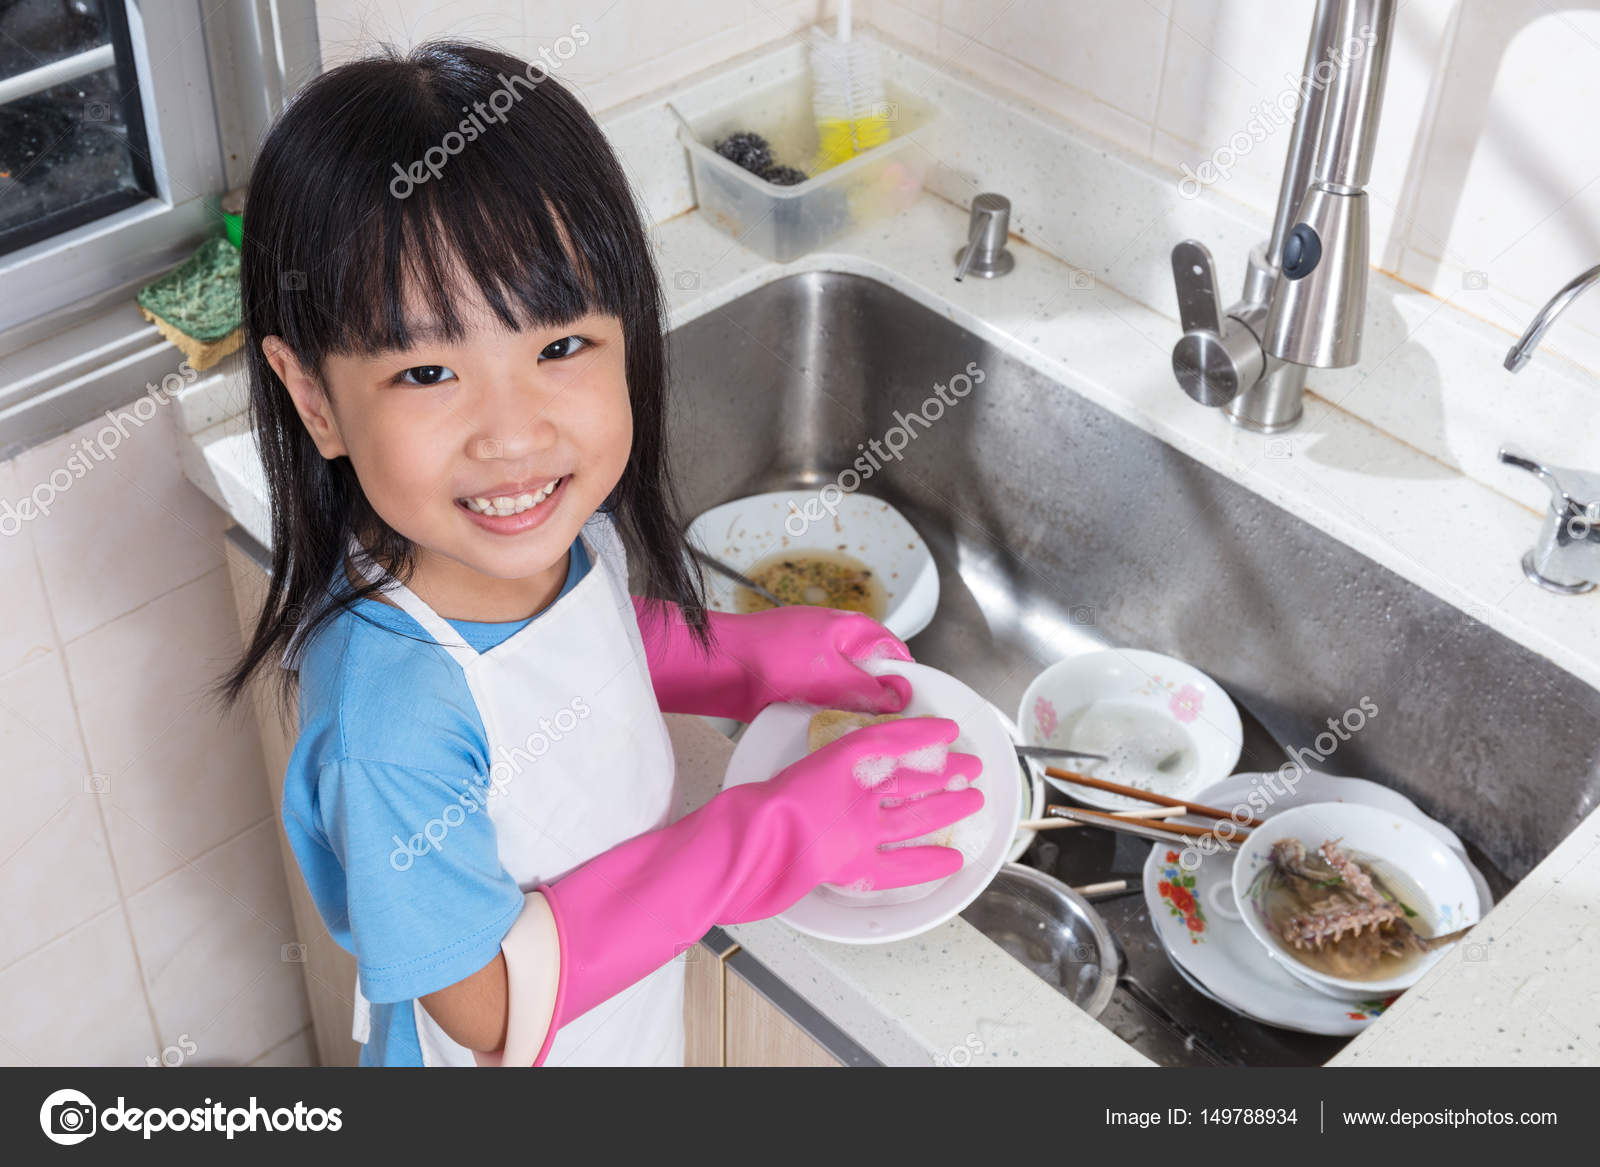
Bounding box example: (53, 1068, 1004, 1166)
(456, 474, 569, 533)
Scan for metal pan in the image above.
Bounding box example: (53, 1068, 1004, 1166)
(959, 862, 1120, 1018)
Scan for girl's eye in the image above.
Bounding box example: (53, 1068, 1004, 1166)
(540, 335, 590, 361)
(394, 364, 456, 386)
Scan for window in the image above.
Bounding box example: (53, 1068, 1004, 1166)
(0, 0, 158, 257)
(0, 1, 320, 456)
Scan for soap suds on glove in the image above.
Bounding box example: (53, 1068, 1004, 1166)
(851, 753, 898, 788)
(805, 707, 993, 906)
(894, 741, 949, 775)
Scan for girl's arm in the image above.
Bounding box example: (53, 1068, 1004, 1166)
(630, 596, 914, 721)
(420, 891, 562, 1065)
(419, 953, 508, 1052)
(429, 718, 982, 1067)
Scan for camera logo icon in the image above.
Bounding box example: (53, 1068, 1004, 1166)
(40, 1088, 97, 1145)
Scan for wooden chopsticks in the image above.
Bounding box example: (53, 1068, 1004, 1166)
(1049, 804, 1252, 840)
(1043, 765, 1263, 828)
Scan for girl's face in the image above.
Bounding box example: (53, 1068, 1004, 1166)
(264, 286, 633, 620)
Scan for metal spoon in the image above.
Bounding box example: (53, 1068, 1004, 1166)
(1014, 744, 1109, 762)
(691, 547, 785, 607)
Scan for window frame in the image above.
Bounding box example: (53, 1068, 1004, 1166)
(0, 0, 160, 257)
(0, 0, 321, 456)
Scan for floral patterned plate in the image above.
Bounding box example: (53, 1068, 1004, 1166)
(1018, 649, 1242, 813)
(1142, 771, 1494, 1036)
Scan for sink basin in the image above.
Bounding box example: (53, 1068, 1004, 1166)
(662, 270, 1600, 1065)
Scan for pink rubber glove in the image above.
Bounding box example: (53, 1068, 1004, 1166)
(632, 598, 913, 721)
(531, 715, 982, 1064)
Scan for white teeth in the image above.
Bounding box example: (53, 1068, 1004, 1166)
(463, 478, 561, 516)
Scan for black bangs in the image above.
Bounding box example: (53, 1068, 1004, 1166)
(245, 39, 633, 368)
(214, 37, 715, 725)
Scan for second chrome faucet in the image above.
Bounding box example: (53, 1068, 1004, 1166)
(1498, 264, 1600, 595)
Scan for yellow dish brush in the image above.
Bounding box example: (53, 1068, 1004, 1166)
(810, 1, 891, 172)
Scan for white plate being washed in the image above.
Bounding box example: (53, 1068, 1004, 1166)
(721, 659, 1019, 944)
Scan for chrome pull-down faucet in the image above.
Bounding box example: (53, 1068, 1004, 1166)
(1170, 0, 1395, 432)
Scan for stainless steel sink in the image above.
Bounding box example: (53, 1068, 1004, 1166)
(663, 270, 1600, 1066)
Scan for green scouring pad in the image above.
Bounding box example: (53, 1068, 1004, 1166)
(136, 235, 243, 371)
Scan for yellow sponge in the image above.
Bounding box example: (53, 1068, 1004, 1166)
(135, 236, 243, 371)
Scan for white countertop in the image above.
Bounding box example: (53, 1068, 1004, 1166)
(175, 30, 1600, 1065)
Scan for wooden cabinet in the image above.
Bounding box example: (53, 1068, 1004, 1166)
(683, 939, 841, 1067)
(223, 531, 362, 1067)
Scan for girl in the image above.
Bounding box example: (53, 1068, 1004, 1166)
(214, 39, 984, 1067)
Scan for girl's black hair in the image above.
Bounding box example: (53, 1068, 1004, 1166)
(212, 37, 712, 725)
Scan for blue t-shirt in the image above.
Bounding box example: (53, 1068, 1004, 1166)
(281, 534, 591, 1066)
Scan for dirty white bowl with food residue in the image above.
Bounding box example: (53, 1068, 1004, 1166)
(685, 490, 939, 642)
(1232, 801, 1480, 1001)
(1018, 648, 1242, 812)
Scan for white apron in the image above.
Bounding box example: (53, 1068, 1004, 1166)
(340, 511, 685, 1066)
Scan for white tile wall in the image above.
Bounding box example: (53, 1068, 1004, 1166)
(126, 821, 310, 1066)
(0, 412, 305, 1066)
(872, 0, 1600, 381)
(314, 0, 857, 114)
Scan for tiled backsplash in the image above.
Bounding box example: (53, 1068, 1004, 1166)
(0, 423, 312, 1067)
(876, 0, 1600, 381)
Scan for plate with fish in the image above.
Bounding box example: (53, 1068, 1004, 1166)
(686, 490, 939, 641)
(1233, 802, 1480, 1000)
(721, 658, 1019, 943)
(1143, 771, 1493, 1035)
